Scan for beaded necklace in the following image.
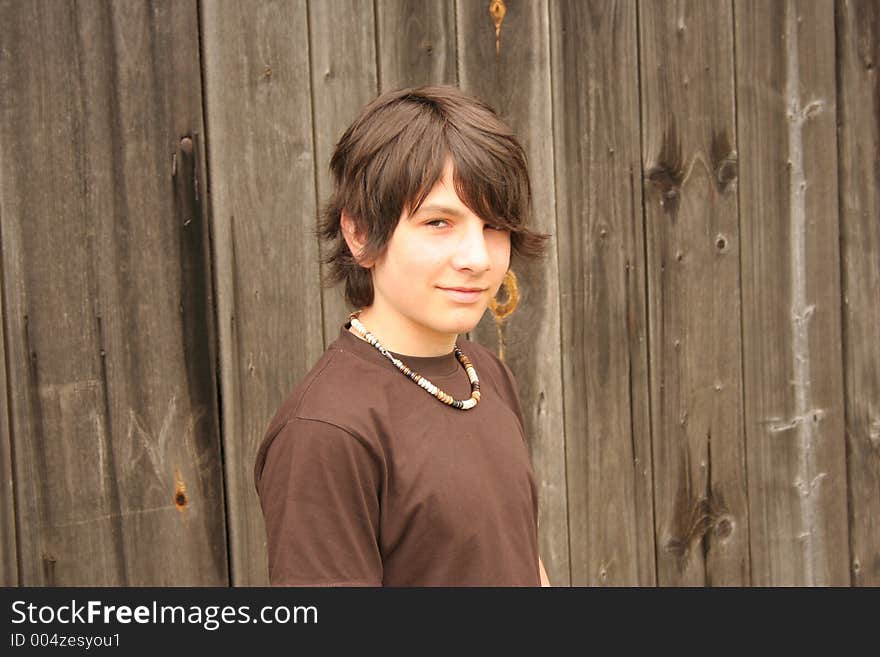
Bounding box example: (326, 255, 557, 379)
(348, 310, 481, 410)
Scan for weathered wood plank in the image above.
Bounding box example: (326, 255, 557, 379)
(0, 0, 226, 584)
(311, 0, 379, 343)
(457, 0, 570, 586)
(0, 262, 18, 585)
(550, 0, 655, 586)
(376, 0, 457, 89)
(836, 0, 880, 587)
(200, 0, 322, 585)
(639, 0, 749, 586)
(735, 0, 849, 585)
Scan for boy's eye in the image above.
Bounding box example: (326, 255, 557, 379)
(424, 218, 508, 231)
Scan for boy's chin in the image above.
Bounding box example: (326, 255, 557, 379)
(437, 315, 484, 336)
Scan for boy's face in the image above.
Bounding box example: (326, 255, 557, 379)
(357, 158, 511, 355)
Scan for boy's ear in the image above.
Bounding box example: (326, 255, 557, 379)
(340, 210, 374, 268)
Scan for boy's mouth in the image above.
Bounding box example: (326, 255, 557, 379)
(438, 287, 486, 303)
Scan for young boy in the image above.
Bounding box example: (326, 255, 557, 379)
(254, 85, 551, 586)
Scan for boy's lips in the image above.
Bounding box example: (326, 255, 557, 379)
(438, 287, 486, 303)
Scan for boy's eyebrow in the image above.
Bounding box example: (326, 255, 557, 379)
(409, 204, 467, 219)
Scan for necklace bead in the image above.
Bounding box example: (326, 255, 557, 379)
(348, 310, 481, 410)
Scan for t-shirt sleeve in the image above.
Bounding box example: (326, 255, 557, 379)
(255, 416, 383, 586)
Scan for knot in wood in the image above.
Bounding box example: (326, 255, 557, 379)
(714, 516, 734, 539)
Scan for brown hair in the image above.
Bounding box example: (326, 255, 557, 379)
(316, 84, 551, 309)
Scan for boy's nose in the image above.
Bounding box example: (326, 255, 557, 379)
(452, 223, 492, 272)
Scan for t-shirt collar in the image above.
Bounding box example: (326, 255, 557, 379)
(338, 322, 461, 378)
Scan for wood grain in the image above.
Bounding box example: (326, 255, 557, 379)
(0, 247, 17, 585)
(0, 0, 226, 585)
(0, 0, 871, 587)
(836, 0, 880, 587)
(376, 0, 457, 89)
(735, 0, 850, 585)
(640, 0, 749, 586)
(551, 0, 655, 586)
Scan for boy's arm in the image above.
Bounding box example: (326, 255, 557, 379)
(257, 417, 383, 586)
(539, 556, 551, 587)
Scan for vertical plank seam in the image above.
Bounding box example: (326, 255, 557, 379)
(23, 314, 48, 583)
(453, 0, 461, 86)
(544, 0, 572, 589)
(229, 211, 250, 578)
(627, 166, 648, 584)
(373, 0, 382, 93)
(0, 140, 22, 586)
(633, 0, 660, 588)
(195, 0, 233, 586)
(305, 0, 326, 351)
(730, 0, 755, 587)
(832, 0, 855, 588)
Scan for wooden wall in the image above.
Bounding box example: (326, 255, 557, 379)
(0, 0, 876, 587)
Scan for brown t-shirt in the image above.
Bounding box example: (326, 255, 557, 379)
(253, 321, 540, 586)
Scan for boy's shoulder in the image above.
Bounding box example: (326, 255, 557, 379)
(259, 340, 369, 443)
(253, 341, 377, 492)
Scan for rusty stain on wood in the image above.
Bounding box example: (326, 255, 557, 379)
(488, 269, 519, 361)
(489, 0, 506, 55)
(489, 269, 519, 319)
(174, 469, 187, 512)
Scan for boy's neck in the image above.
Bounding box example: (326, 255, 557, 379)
(349, 306, 457, 357)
